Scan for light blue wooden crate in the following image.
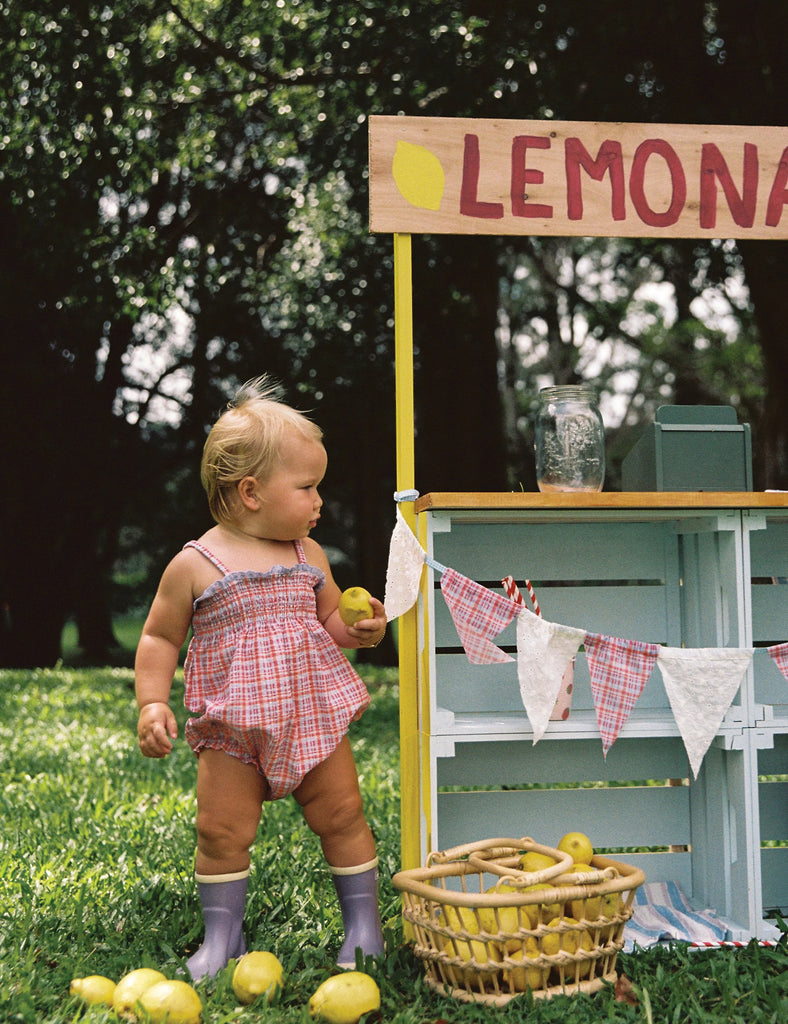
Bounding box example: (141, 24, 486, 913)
(748, 516, 788, 718)
(420, 503, 776, 939)
(757, 733, 788, 914)
(433, 738, 758, 934)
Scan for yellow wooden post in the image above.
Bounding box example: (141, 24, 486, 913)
(393, 232, 421, 869)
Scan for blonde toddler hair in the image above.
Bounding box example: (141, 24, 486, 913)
(201, 376, 323, 524)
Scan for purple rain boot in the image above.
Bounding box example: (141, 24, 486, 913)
(330, 857, 385, 968)
(185, 869, 249, 981)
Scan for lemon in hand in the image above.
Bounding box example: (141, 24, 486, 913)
(308, 971, 380, 1023)
(139, 980, 202, 1024)
(113, 968, 167, 1018)
(338, 587, 373, 626)
(232, 951, 284, 1005)
(69, 975, 116, 1007)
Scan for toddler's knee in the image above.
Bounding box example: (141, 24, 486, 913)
(305, 789, 366, 840)
(196, 811, 257, 859)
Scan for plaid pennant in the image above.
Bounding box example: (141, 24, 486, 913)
(584, 633, 660, 755)
(768, 641, 788, 682)
(440, 568, 518, 664)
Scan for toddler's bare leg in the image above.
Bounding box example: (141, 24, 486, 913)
(294, 736, 375, 865)
(186, 749, 267, 981)
(195, 748, 267, 875)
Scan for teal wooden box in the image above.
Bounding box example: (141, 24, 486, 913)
(622, 405, 752, 491)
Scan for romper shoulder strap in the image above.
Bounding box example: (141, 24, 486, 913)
(183, 540, 231, 575)
(293, 539, 307, 564)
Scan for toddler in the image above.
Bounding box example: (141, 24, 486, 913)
(135, 377, 387, 979)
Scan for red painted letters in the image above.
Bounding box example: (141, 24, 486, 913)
(460, 134, 504, 219)
(511, 136, 553, 218)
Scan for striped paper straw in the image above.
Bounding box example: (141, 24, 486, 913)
(501, 575, 524, 605)
(524, 579, 541, 616)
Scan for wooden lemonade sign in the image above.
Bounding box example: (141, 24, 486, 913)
(369, 115, 788, 238)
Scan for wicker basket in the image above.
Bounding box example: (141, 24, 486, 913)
(392, 837, 646, 1006)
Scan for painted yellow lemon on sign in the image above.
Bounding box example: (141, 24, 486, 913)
(392, 141, 445, 211)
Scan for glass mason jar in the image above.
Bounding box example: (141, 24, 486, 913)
(534, 384, 606, 492)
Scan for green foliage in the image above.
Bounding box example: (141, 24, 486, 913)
(2, 1, 788, 667)
(0, 666, 785, 1022)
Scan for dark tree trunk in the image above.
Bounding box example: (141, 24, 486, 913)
(739, 240, 788, 488)
(413, 236, 508, 492)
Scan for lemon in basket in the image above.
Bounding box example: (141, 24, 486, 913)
(450, 938, 500, 987)
(478, 890, 522, 939)
(519, 850, 557, 873)
(438, 906, 499, 985)
(575, 929, 595, 979)
(522, 884, 563, 927)
(438, 904, 479, 938)
(597, 891, 625, 941)
(557, 831, 594, 864)
(569, 863, 602, 920)
(505, 937, 544, 992)
(542, 916, 582, 957)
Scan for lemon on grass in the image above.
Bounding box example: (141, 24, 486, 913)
(139, 980, 202, 1024)
(232, 951, 284, 1005)
(113, 968, 167, 1018)
(308, 971, 380, 1024)
(69, 975, 116, 1007)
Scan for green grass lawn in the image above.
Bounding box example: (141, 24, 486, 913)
(0, 666, 785, 1023)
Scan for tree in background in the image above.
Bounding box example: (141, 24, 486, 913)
(0, 1, 785, 666)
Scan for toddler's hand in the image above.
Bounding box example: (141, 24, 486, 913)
(137, 702, 178, 758)
(346, 596, 387, 649)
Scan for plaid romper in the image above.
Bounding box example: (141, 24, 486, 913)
(182, 539, 370, 799)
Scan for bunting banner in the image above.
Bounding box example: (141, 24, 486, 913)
(655, 647, 754, 778)
(440, 567, 520, 664)
(382, 505, 787, 774)
(383, 506, 426, 621)
(516, 609, 585, 742)
(767, 641, 788, 681)
(584, 633, 662, 755)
